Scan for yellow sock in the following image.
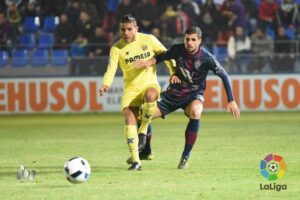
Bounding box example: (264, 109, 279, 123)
(138, 102, 156, 134)
(125, 125, 140, 164)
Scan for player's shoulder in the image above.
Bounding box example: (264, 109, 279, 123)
(200, 47, 214, 58)
(112, 39, 124, 49)
(137, 33, 159, 44)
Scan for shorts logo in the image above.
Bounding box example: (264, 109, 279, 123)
(260, 154, 287, 181)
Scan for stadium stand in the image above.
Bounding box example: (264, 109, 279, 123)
(42, 16, 57, 33)
(19, 33, 36, 50)
(31, 49, 50, 67)
(0, 0, 299, 76)
(11, 49, 29, 67)
(52, 49, 69, 66)
(22, 16, 39, 33)
(0, 50, 9, 67)
(38, 33, 54, 49)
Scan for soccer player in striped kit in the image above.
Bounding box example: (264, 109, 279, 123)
(134, 26, 240, 169)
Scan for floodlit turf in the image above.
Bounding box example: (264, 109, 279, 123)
(0, 112, 300, 200)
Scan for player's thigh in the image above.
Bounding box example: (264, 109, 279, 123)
(184, 100, 203, 119)
(123, 106, 140, 125)
(121, 89, 143, 110)
(157, 92, 180, 117)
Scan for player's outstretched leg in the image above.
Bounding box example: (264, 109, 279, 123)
(138, 87, 158, 151)
(125, 125, 141, 170)
(178, 119, 200, 169)
(127, 124, 153, 164)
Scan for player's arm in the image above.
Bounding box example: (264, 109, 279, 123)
(209, 57, 240, 118)
(150, 35, 176, 75)
(99, 46, 120, 96)
(134, 44, 176, 70)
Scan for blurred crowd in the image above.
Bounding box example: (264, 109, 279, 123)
(1, 0, 300, 73)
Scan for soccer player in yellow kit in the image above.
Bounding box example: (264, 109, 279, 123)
(99, 15, 174, 170)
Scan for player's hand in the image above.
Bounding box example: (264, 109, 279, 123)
(134, 58, 156, 71)
(99, 85, 109, 96)
(169, 74, 181, 84)
(227, 100, 240, 119)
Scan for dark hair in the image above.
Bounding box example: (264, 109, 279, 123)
(120, 14, 137, 25)
(185, 26, 202, 38)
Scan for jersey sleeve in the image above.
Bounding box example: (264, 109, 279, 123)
(150, 35, 176, 75)
(102, 46, 119, 87)
(209, 56, 234, 102)
(155, 45, 177, 64)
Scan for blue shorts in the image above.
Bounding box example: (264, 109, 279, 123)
(157, 91, 204, 117)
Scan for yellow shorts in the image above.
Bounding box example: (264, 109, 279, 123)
(121, 84, 161, 110)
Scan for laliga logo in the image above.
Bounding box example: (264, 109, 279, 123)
(260, 154, 287, 191)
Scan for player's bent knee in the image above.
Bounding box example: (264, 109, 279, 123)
(144, 88, 159, 102)
(188, 105, 203, 119)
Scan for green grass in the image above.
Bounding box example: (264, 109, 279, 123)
(0, 112, 300, 200)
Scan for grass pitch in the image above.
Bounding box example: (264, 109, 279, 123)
(0, 112, 299, 200)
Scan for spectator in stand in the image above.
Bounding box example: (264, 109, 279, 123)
(217, 0, 235, 46)
(200, 0, 220, 19)
(241, 0, 258, 34)
(227, 26, 251, 73)
(278, 0, 298, 28)
(2, 0, 21, 29)
(70, 34, 88, 75)
(175, 9, 190, 37)
(156, 0, 181, 9)
(75, 11, 95, 42)
(6, 1, 21, 29)
(0, 10, 16, 53)
(88, 26, 109, 57)
(80, 0, 98, 23)
(134, 0, 157, 33)
(228, 0, 247, 30)
(64, 1, 81, 26)
(258, 0, 279, 31)
(115, 0, 135, 23)
(70, 34, 88, 57)
(196, 11, 218, 52)
(86, 26, 109, 75)
(219, 0, 236, 31)
(21, 0, 37, 17)
(38, 0, 66, 17)
(5, 0, 22, 7)
(158, 4, 178, 39)
(55, 13, 74, 49)
(272, 26, 295, 72)
(101, 11, 118, 44)
(177, 0, 200, 24)
(249, 27, 274, 73)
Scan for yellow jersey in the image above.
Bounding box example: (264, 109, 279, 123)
(102, 32, 174, 90)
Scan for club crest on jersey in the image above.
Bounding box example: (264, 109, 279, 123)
(142, 45, 148, 51)
(194, 60, 201, 69)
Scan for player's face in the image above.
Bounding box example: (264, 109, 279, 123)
(120, 22, 138, 43)
(184, 33, 201, 54)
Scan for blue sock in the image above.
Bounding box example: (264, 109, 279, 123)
(182, 119, 200, 158)
(144, 124, 152, 154)
(137, 122, 152, 155)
